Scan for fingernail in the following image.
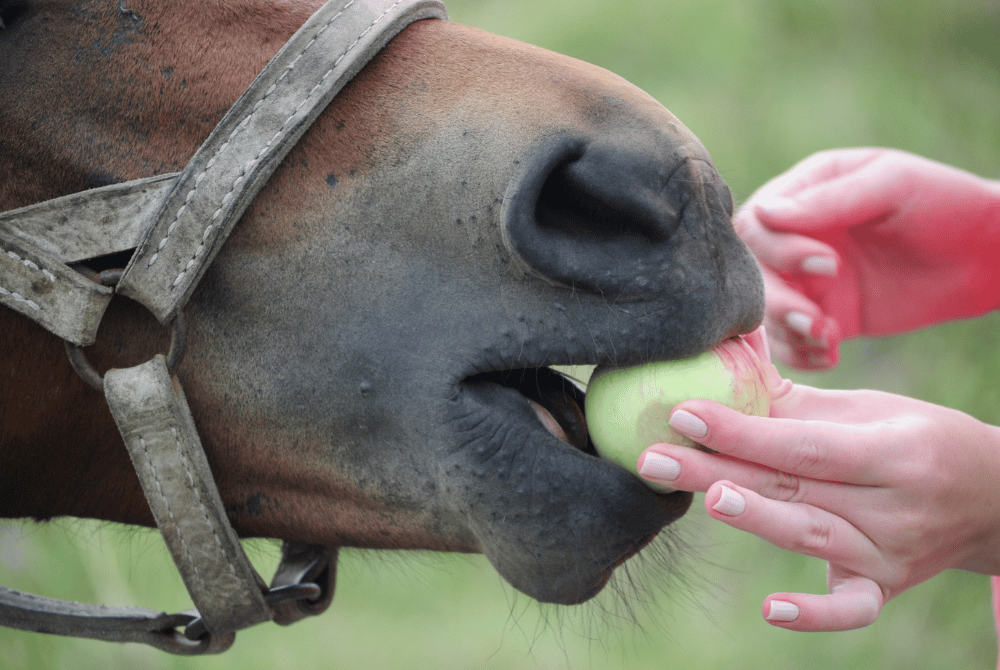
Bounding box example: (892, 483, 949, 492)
(638, 452, 681, 482)
(766, 600, 799, 622)
(785, 311, 814, 338)
(668, 410, 707, 438)
(712, 485, 746, 516)
(801, 255, 837, 276)
(757, 196, 797, 215)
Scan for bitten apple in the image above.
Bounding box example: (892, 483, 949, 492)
(585, 333, 781, 492)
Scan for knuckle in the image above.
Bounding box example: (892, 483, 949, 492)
(782, 437, 827, 477)
(792, 515, 834, 554)
(767, 470, 806, 504)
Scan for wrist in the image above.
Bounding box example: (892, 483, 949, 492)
(970, 179, 1000, 315)
(955, 421, 1000, 575)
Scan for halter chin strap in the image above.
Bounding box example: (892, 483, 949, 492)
(0, 0, 446, 655)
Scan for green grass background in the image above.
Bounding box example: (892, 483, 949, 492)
(4, 0, 1000, 667)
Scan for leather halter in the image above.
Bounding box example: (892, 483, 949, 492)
(0, 0, 448, 655)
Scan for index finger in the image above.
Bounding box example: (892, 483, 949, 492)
(746, 148, 884, 203)
(667, 401, 885, 486)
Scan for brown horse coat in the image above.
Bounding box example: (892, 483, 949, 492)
(0, 0, 763, 605)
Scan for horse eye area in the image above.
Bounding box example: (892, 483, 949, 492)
(462, 367, 595, 455)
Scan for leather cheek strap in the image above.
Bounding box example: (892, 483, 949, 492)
(103, 356, 272, 637)
(117, 0, 450, 325)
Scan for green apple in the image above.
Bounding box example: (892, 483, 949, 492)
(584, 337, 773, 493)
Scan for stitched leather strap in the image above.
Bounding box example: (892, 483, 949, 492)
(0, 174, 178, 264)
(0, 0, 447, 654)
(0, 230, 113, 345)
(117, 0, 448, 323)
(103, 356, 272, 637)
(0, 175, 176, 344)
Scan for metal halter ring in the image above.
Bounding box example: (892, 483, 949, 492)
(64, 268, 188, 392)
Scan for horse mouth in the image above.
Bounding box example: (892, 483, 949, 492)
(452, 360, 692, 605)
(461, 366, 594, 455)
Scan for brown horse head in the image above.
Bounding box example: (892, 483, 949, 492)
(0, 1, 763, 605)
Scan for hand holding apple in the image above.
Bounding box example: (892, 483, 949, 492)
(585, 328, 787, 492)
(636, 380, 1000, 632)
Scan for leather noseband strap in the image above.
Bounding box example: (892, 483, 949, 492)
(0, 0, 447, 655)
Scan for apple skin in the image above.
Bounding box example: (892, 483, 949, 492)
(585, 338, 773, 493)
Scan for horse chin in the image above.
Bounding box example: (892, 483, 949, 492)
(449, 365, 693, 605)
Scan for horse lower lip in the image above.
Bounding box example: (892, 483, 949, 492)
(461, 367, 592, 453)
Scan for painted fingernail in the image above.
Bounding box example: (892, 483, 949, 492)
(785, 311, 814, 338)
(801, 255, 837, 276)
(712, 485, 746, 516)
(668, 410, 707, 439)
(766, 600, 800, 622)
(757, 196, 797, 216)
(638, 452, 681, 481)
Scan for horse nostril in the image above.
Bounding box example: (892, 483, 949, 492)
(503, 135, 730, 300)
(533, 154, 672, 247)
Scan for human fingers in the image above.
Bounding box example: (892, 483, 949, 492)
(639, 439, 844, 498)
(764, 314, 839, 370)
(638, 442, 783, 493)
(762, 577, 883, 632)
(704, 481, 882, 574)
(665, 395, 887, 485)
(759, 268, 841, 368)
(753, 153, 906, 235)
(702, 478, 888, 632)
(746, 148, 885, 206)
(733, 206, 840, 279)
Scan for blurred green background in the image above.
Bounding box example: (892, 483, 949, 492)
(3, 0, 1000, 667)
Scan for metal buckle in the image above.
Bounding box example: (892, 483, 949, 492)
(182, 542, 335, 641)
(269, 543, 337, 626)
(63, 268, 187, 391)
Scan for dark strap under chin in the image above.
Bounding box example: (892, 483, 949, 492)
(0, 542, 339, 655)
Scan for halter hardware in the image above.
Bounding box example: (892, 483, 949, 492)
(63, 269, 189, 392)
(0, 0, 448, 655)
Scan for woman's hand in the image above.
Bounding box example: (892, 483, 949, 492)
(636, 385, 1000, 631)
(735, 148, 1000, 369)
